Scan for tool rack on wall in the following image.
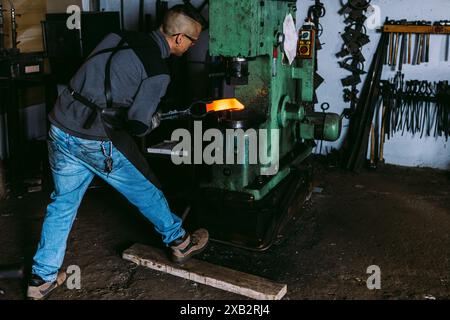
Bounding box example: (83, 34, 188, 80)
(370, 22, 450, 167)
(383, 21, 450, 68)
(343, 20, 450, 172)
(383, 24, 450, 34)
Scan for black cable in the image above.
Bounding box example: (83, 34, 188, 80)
(348, 0, 372, 11)
(308, 0, 326, 31)
(317, 22, 324, 37)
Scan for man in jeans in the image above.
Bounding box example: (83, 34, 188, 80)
(27, 5, 208, 300)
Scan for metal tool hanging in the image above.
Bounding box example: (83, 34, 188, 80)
(364, 76, 450, 170)
(342, 31, 388, 172)
(380, 76, 450, 140)
(384, 19, 450, 70)
(337, 0, 372, 117)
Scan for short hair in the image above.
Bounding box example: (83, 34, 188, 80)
(162, 4, 204, 36)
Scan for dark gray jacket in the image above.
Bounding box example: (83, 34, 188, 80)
(49, 30, 171, 140)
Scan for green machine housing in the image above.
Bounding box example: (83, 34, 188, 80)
(193, 0, 341, 250)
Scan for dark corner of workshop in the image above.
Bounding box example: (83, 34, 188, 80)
(0, 0, 449, 307)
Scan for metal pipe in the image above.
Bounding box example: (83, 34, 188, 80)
(138, 0, 145, 32)
(120, 0, 125, 30)
(0, 3, 4, 50)
(8, 0, 17, 50)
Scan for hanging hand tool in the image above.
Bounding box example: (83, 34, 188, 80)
(398, 33, 406, 71)
(392, 32, 400, 69)
(379, 104, 387, 163)
(418, 34, 425, 65)
(339, 57, 366, 75)
(369, 123, 376, 169)
(444, 22, 450, 62)
(402, 33, 408, 65)
(446, 34, 450, 62)
(338, 0, 372, 118)
(412, 33, 420, 65)
(380, 75, 449, 139)
(425, 34, 430, 63)
(421, 33, 427, 63)
(343, 31, 388, 172)
(408, 33, 412, 64)
(436, 20, 450, 62)
(386, 32, 393, 65)
(388, 32, 394, 66)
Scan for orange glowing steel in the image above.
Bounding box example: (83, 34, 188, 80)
(206, 98, 245, 113)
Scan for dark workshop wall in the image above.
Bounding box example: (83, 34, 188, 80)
(3, 0, 447, 170)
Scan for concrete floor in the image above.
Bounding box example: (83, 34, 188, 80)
(0, 163, 449, 300)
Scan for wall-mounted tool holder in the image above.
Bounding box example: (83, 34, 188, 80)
(365, 20, 450, 169)
(365, 76, 450, 171)
(337, 0, 373, 117)
(383, 20, 450, 70)
(380, 76, 449, 140)
(343, 19, 450, 172)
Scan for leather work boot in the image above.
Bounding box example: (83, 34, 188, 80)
(27, 272, 67, 300)
(169, 229, 209, 264)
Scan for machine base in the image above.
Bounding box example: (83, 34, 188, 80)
(188, 163, 313, 251)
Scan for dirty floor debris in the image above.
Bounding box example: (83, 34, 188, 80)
(0, 164, 449, 300)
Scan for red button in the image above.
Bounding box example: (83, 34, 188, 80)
(300, 46, 309, 54)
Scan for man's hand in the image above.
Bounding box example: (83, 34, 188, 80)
(151, 111, 162, 130)
(126, 111, 161, 136)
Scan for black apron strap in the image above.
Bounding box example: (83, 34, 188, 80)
(68, 86, 101, 130)
(70, 37, 128, 129)
(84, 44, 132, 63)
(104, 37, 127, 109)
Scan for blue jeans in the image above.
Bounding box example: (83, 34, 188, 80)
(32, 125, 185, 282)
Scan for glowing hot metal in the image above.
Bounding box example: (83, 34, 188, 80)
(160, 98, 245, 121)
(206, 98, 245, 113)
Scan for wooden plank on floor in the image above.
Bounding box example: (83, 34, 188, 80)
(122, 243, 287, 300)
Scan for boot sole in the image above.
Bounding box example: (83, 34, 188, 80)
(27, 272, 67, 300)
(171, 239, 210, 265)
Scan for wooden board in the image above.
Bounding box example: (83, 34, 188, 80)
(384, 25, 450, 34)
(122, 243, 287, 300)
